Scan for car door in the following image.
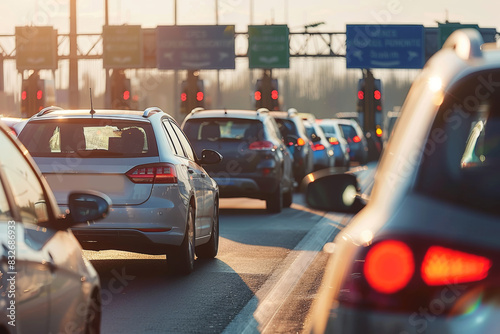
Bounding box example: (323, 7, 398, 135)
(0, 129, 89, 333)
(170, 120, 214, 238)
(163, 120, 210, 239)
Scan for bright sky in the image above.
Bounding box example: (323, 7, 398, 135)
(0, 0, 498, 34)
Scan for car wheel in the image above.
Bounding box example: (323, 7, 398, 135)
(85, 290, 101, 334)
(168, 205, 195, 275)
(266, 185, 283, 213)
(196, 199, 219, 259)
(283, 187, 293, 208)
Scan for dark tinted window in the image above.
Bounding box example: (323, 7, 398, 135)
(274, 119, 298, 138)
(170, 121, 195, 161)
(417, 70, 500, 215)
(319, 123, 339, 136)
(163, 120, 184, 156)
(0, 131, 49, 224)
(184, 118, 265, 142)
(19, 119, 158, 158)
(0, 178, 12, 221)
(339, 124, 357, 141)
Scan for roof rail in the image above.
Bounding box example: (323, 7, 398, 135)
(442, 28, 483, 60)
(287, 108, 298, 117)
(143, 107, 164, 118)
(256, 108, 269, 115)
(190, 107, 205, 114)
(36, 106, 63, 117)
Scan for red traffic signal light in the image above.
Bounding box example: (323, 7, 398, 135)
(36, 90, 43, 100)
(123, 90, 130, 100)
(358, 91, 364, 100)
(271, 90, 278, 100)
(254, 91, 262, 101)
(181, 92, 187, 102)
(374, 90, 381, 100)
(21, 91, 27, 100)
(196, 91, 204, 102)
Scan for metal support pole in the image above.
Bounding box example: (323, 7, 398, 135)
(215, 0, 221, 108)
(104, 0, 111, 108)
(173, 0, 180, 120)
(69, 0, 79, 108)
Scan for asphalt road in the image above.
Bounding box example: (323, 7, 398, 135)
(84, 163, 377, 334)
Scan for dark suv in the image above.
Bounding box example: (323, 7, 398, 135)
(182, 108, 294, 213)
(270, 109, 314, 183)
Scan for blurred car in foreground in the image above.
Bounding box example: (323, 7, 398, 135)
(18, 107, 221, 275)
(316, 118, 351, 167)
(382, 108, 401, 144)
(270, 109, 314, 183)
(307, 30, 500, 333)
(0, 121, 110, 333)
(182, 108, 294, 213)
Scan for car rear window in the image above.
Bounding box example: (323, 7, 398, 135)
(183, 118, 265, 142)
(274, 118, 298, 138)
(319, 123, 338, 136)
(18, 119, 158, 158)
(339, 124, 357, 140)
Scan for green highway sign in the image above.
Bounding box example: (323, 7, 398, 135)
(248, 25, 289, 69)
(15, 26, 58, 71)
(103, 25, 142, 68)
(438, 23, 479, 47)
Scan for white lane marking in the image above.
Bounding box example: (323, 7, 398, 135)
(222, 212, 345, 334)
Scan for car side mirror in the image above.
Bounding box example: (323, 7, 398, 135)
(198, 149, 222, 165)
(306, 173, 365, 213)
(68, 191, 111, 224)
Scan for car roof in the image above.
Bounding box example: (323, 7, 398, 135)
(185, 109, 268, 121)
(24, 108, 175, 122)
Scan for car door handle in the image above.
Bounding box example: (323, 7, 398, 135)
(200, 173, 206, 178)
(187, 168, 195, 174)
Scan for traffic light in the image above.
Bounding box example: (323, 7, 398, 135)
(111, 69, 132, 109)
(254, 74, 280, 110)
(21, 72, 53, 117)
(180, 71, 205, 114)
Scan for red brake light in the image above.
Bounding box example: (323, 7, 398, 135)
(312, 143, 325, 151)
(352, 135, 361, 143)
(328, 137, 339, 145)
(36, 90, 43, 100)
(421, 246, 491, 286)
(249, 141, 274, 150)
(126, 163, 177, 184)
(364, 240, 414, 294)
(296, 137, 305, 146)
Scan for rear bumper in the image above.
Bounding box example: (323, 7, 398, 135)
(66, 197, 187, 254)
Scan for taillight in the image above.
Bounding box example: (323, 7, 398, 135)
(249, 141, 274, 150)
(352, 135, 361, 143)
(312, 143, 325, 151)
(364, 240, 414, 294)
(126, 163, 177, 184)
(421, 246, 491, 286)
(328, 137, 339, 145)
(296, 137, 305, 146)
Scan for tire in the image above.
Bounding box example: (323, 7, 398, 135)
(168, 205, 195, 275)
(283, 188, 293, 208)
(266, 185, 283, 213)
(85, 290, 101, 334)
(196, 199, 219, 259)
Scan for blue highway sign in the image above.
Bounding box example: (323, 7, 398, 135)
(156, 25, 235, 70)
(346, 25, 425, 69)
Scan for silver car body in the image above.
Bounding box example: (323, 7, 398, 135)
(18, 109, 219, 255)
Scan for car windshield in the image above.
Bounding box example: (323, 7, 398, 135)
(183, 118, 265, 142)
(18, 119, 158, 158)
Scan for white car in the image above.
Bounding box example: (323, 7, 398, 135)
(0, 121, 110, 333)
(307, 29, 500, 333)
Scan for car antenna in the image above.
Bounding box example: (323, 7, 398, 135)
(89, 88, 96, 118)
